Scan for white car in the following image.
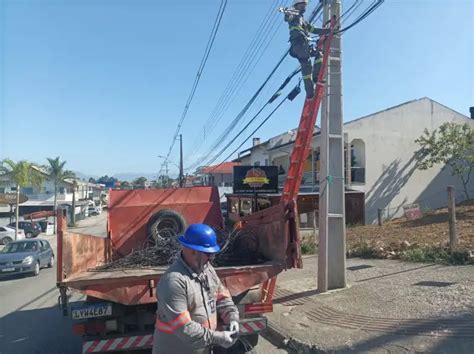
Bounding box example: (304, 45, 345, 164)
(88, 206, 102, 216)
(0, 226, 26, 245)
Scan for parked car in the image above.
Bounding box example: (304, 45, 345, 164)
(7, 221, 42, 238)
(0, 226, 26, 245)
(36, 220, 54, 233)
(0, 239, 54, 277)
(88, 206, 101, 216)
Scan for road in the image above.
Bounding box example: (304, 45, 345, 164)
(69, 212, 108, 237)
(0, 215, 286, 354)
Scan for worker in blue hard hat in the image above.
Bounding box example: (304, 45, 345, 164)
(280, 0, 330, 99)
(153, 224, 240, 354)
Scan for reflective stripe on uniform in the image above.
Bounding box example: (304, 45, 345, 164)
(302, 74, 312, 80)
(290, 26, 304, 31)
(216, 288, 231, 302)
(155, 311, 191, 333)
(315, 57, 323, 63)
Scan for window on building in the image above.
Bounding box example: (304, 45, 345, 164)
(10, 186, 17, 191)
(264, 159, 268, 166)
(59, 187, 65, 194)
(350, 139, 366, 184)
(254, 161, 260, 166)
(0, 187, 4, 193)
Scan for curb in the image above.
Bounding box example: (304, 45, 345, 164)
(262, 319, 327, 354)
(261, 319, 287, 348)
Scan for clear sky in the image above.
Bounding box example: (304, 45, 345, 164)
(0, 0, 473, 178)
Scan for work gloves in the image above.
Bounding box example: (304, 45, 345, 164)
(229, 320, 239, 333)
(213, 330, 238, 348)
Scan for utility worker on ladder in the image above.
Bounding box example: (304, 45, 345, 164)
(280, 0, 330, 99)
(152, 224, 240, 354)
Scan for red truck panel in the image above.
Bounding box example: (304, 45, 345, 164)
(108, 187, 223, 255)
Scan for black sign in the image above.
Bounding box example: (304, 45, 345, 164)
(233, 166, 278, 194)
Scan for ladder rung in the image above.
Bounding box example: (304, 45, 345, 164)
(328, 213, 344, 218)
(328, 134, 342, 139)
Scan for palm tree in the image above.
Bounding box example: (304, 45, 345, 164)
(46, 157, 75, 233)
(0, 159, 44, 240)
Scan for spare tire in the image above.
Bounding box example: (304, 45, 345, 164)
(147, 209, 187, 244)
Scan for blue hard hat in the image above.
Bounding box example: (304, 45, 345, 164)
(178, 224, 221, 253)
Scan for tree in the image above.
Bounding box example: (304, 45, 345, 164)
(415, 122, 474, 200)
(88, 177, 97, 184)
(46, 157, 75, 233)
(133, 177, 147, 189)
(0, 159, 44, 240)
(120, 181, 132, 189)
(97, 175, 118, 186)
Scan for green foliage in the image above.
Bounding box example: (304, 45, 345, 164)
(415, 122, 474, 199)
(400, 246, 471, 265)
(46, 157, 75, 183)
(97, 175, 118, 185)
(0, 159, 44, 189)
(133, 177, 147, 188)
(120, 181, 132, 189)
(301, 241, 316, 255)
(347, 240, 379, 258)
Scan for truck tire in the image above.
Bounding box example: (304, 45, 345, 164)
(147, 209, 186, 244)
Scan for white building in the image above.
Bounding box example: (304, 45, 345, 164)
(236, 98, 474, 224)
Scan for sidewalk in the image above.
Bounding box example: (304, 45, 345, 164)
(266, 255, 474, 353)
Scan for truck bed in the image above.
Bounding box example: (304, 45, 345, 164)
(60, 261, 282, 290)
(57, 203, 291, 305)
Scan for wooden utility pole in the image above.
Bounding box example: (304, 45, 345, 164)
(377, 208, 383, 226)
(447, 185, 457, 248)
(71, 184, 76, 225)
(179, 134, 184, 188)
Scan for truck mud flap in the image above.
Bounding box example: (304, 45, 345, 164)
(239, 317, 267, 335)
(82, 334, 153, 353)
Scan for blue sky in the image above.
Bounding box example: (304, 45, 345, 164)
(0, 0, 473, 178)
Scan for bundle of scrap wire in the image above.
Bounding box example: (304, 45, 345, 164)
(212, 227, 267, 267)
(92, 228, 182, 271)
(92, 226, 240, 271)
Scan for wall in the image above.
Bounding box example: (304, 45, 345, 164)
(249, 145, 269, 166)
(345, 98, 474, 224)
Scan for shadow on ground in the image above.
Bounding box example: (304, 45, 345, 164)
(0, 303, 81, 354)
(285, 311, 474, 354)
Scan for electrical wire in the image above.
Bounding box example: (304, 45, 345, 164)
(186, 3, 324, 171)
(336, 0, 384, 34)
(161, 0, 228, 170)
(189, 0, 288, 154)
(186, 0, 385, 172)
(205, 95, 289, 173)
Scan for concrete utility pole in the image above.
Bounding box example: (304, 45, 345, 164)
(179, 134, 184, 187)
(318, 0, 346, 292)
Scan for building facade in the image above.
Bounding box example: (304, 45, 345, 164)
(236, 98, 474, 224)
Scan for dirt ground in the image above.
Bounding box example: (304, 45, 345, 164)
(346, 199, 474, 255)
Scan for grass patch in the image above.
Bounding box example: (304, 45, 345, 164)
(346, 240, 380, 259)
(400, 246, 471, 265)
(301, 241, 316, 255)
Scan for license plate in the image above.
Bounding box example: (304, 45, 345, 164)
(1, 268, 15, 272)
(72, 303, 112, 320)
